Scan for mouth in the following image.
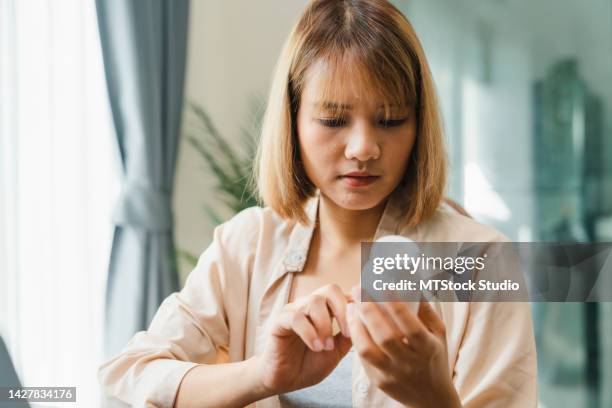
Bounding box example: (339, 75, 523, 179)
(340, 171, 380, 187)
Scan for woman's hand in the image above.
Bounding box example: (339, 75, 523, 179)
(347, 286, 462, 408)
(254, 284, 353, 397)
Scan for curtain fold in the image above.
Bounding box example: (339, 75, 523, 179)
(95, 0, 190, 357)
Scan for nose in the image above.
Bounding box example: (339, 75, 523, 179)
(344, 123, 381, 162)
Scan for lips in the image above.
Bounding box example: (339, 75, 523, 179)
(340, 171, 380, 187)
(344, 171, 375, 177)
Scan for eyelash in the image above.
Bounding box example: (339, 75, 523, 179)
(379, 118, 407, 128)
(318, 118, 407, 128)
(319, 118, 347, 127)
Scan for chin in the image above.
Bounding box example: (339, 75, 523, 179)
(328, 188, 388, 211)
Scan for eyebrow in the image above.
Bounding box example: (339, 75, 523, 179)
(313, 101, 411, 110)
(313, 101, 353, 110)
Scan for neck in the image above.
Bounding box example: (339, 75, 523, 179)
(316, 193, 388, 249)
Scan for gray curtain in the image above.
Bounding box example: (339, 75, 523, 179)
(0, 336, 29, 408)
(96, 0, 190, 357)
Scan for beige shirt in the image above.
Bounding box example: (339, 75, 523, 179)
(99, 189, 537, 407)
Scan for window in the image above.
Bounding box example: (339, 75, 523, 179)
(0, 0, 119, 405)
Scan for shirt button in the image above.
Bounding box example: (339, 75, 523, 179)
(357, 379, 369, 394)
(289, 251, 304, 264)
(284, 251, 305, 271)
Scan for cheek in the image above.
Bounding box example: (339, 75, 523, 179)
(384, 131, 416, 179)
(298, 122, 341, 162)
(384, 127, 416, 170)
(297, 122, 319, 161)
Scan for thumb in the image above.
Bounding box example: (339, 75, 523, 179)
(417, 301, 445, 338)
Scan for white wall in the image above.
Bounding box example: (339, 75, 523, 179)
(174, 0, 308, 282)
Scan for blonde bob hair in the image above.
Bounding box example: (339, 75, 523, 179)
(253, 0, 447, 228)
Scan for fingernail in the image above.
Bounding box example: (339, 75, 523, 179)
(341, 323, 350, 338)
(325, 337, 334, 350)
(313, 338, 323, 351)
(343, 326, 351, 338)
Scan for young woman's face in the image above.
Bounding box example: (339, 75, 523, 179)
(296, 62, 417, 211)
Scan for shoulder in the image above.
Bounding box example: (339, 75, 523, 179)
(213, 205, 295, 252)
(192, 205, 295, 285)
(408, 203, 509, 243)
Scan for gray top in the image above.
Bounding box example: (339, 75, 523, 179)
(278, 349, 354, 408)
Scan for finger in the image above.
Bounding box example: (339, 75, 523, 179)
(417, 301, 446, 338)
(291, 311, 324, 352)
(334, 331, 353, 358)
(351, 285, 361, 302)
(306, 294, 335, 350)
(381, 301, 432, 349)
(357, 300, 408, 359)
(347, 302, 389, 368)
(317, 284, 351, 338)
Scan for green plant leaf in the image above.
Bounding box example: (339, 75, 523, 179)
(176, 249, 199, 269)
(176, 100, 265, 270)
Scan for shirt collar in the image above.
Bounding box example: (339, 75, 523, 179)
(282, 188, 408, 272)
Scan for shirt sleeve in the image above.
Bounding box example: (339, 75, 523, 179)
(453, 301, 538, 408)
(98, 220, 247, 408)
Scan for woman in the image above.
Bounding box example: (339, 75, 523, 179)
(99, 0, 537, 407)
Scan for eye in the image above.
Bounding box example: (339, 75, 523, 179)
(318, 117, 347, 128)
(378, 118, 407, 128)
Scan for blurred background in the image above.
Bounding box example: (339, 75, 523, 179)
(1, 0, 611, 407)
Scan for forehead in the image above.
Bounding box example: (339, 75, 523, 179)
(298, 53, 416, 114)
(301, 58, 381, 105)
